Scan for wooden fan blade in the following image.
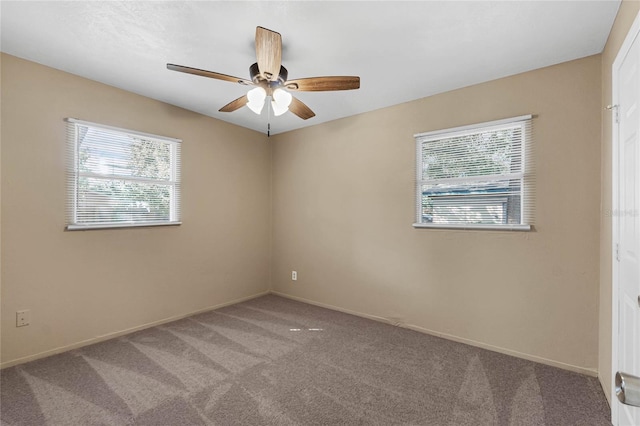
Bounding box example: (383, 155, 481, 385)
(167, 63, 253, 85)
(285, 76, 360, 92)
(289, 96, 316, 120)
(255, 27, 282, 81)
(219, 95, 248, 113)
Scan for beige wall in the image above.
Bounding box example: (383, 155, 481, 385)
(0, 32, 614, 382)
(271, 55, 602, 373)
(599, 0, 640, 404)
(0, 54, 271, 366)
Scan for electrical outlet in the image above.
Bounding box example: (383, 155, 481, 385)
(292, 271, 297, 281)
(16, 310, 30, 327)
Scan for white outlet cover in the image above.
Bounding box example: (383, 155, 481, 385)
(16, 310, 30, 327)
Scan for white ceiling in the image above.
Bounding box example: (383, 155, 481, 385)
(1, 1, 621, 135)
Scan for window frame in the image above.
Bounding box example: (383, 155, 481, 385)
(65, 118, 182, 231)
(413, 115, 533, 231)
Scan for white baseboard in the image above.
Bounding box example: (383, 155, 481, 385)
(599, 376, 612, 406)
(271, 291, 599, 378)
(0, 290, 270, 369)
(2, 289, 599, 378)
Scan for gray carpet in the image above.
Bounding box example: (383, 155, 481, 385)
(1, 295, 610, 425)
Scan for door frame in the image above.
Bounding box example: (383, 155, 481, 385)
(611, 10, 640, 425)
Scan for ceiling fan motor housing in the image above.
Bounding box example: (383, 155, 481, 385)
(250, 62, 288, 86)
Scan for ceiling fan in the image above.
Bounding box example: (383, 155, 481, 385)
(167, 26, 360, 121)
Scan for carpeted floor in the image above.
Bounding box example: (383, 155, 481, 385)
(1, 294, 610, 425)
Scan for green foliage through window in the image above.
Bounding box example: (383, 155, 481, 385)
(67, 120, 181, 229)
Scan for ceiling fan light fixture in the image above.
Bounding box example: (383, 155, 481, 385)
(247, 86, 266, 114)
(167, 27, 359, 122)
(271, 88, 292, 116)
(273, 88, 292, 108)
(271, 100, 288, 116)
(247, 101, 264, 115)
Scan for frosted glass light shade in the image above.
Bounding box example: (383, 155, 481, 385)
(273, 88, 292, 107)
(271, 88, 292, 116)
(247, 87, 266, 114)
(271, 100, 288, 116)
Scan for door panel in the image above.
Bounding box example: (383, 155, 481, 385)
(617, 26, 640, 426)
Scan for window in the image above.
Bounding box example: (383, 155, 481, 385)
(66, 119, 181, 230)
(414, 115, 533, 230)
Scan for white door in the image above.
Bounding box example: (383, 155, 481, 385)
(614, 12, 640, 426)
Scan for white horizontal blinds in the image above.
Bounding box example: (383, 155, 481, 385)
(66, 119, 181, 228)
(416, 116, 532, 226)
(65, 123, 79, 226)
(171, 142, 181, 223)
(521, 119, 535, 225)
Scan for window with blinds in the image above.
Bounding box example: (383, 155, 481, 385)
(66, 119, 181, 230)
(414, 115, 533, 230)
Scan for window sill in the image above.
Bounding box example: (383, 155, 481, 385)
(66, 221, 182, 231)
(412, 223, 531, 231)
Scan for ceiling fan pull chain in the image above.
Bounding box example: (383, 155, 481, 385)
(266, 98, 271, 137)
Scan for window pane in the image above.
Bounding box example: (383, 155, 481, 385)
(67, 119, 181, 229)
(77, 177, 171, 224)
(78, 126, 171, 181)
(421, 180, 522, 224)
(421, 126, 522, 181)
(414, 118, 532, 228)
